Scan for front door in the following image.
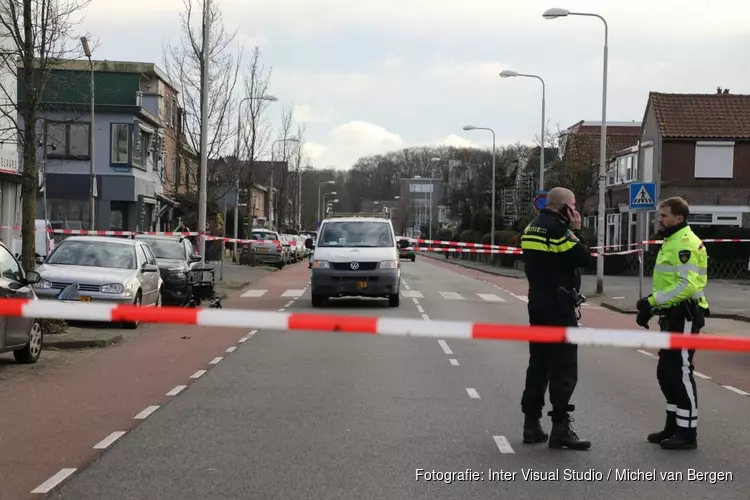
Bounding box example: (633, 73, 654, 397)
(0, 246, 35, 347)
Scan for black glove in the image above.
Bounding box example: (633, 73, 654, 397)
(636, 309, 652, 329)
(636, 296, 652, 313)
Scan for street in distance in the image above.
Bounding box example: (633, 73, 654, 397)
(414, 468, 733, 484)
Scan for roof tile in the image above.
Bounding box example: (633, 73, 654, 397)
(650, 92, 750, 139)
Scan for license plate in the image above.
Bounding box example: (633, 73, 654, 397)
(255, 247, 269, 253)
(357, 281, 367, 288)
(79, 296, 92, 302)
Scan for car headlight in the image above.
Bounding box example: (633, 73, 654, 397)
(313, 260, 329, 269)
(101, 283, 124, 294)
(34, 279, 51, 289)
(379, 260, 399, 269)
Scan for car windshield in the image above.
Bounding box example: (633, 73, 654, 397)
(139, 238, 186, 260)
(252, 232, 278, 241)
(317, 221, 393, 248)
(46, 240, 136, 269)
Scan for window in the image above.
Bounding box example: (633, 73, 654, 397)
(47, 240, 136, 269)
(0, 245, 22, 281)
(695, 141, 734, 179)
(172, 155, 180, 186)
(111, 124, 130, 164)
(136, 245, 148, 267)
(688, 213, 713, 224)
(318, 221, 393, 248)
(606, 213, 621, 247)
(46, 121, 90, 157)
(141, 244, 157, 265)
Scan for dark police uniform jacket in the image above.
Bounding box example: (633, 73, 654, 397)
(520, 209, 592, 326)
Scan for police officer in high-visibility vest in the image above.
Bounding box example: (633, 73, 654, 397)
(636, 196, 709, 450)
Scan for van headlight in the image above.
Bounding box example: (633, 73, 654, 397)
(101, 283, 124, 294)
(379, 260, 398, 269)
(313, 260, 329, 269)
(34, 279, 51, 289)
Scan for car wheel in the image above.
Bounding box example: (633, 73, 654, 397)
(123, 292, 142, 329)
(13, 320, 43, 364)
(388, 292, 400, 307)
(411, 255, 416, 262)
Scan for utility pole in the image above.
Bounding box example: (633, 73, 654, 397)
(197, 0, 210, 262)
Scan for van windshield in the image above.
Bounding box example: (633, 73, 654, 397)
(317, 221, 393, 248)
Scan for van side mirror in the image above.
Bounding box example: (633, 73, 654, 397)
(305, 238, 314, 250)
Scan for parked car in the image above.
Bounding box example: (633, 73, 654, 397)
(398, 237, 416, 262)
(34, 236, 163, 329)
(250, 229, 288, 269)
(0, 240, 43, 363)
(135, 235, 202, 305)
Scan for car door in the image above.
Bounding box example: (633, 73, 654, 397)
(137, 243, 159, 305)
(0, 245, 35, 348)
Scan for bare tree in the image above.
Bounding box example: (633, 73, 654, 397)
(0, 0, 91, 270)
(273, 106, 293, 229)
(163, 0, 243, 204)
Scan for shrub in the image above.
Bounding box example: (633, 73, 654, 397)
(39, 319, 67, 335)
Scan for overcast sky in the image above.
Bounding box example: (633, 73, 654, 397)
(82, 0, 750, 170)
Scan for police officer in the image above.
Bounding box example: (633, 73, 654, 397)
(519, 187, 592, 450)
(636, 196, 709, 450)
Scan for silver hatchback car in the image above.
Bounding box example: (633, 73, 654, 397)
(34, 236, 163, 328)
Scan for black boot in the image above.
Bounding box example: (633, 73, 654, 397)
(647, 411, 676, 444)
(523, 416, 548, 444)
(547, 411, 591, 450)
(660, 428, 697, 450)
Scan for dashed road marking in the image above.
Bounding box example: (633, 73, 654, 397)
(93, 431, 126, 450)
(226, 346, 237, 353)
(134, 405, 160, 420)
(412, 298, 420, 305)
(239, 337, 250, 343)
(450, 358, 459, 366)
(281, 289, 305, 297)
(278, 308, 286, 312)
(210, 357, 223, 365)
(416, 305, 425, 313)
(248, 330, 257, 336)
(190, 370, 208, 379)
(421, 313, 429, 320)
(466, 388, 480, 399)
(439, 291, 464, 300)
(438, 339, 453, 354)
(493, 435, 515, 454)
(31, 468, 78, 494)
(694, 371, 711, 380)
(636, 349, 658, 359)
(166, 385, 187, 396)
(510, 294, 528, 303)
(477, 293, 506, 302)
(403, 282, 411, 290)
(241, 289, 267, 298)
(401, 290, 423, 298)
(723, 385, 749, 396)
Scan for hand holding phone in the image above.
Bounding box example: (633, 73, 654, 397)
(562, 203, 582, 230)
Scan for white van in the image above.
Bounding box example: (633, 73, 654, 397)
(305, 215, 409, 308)
(12, 219, 54, 263)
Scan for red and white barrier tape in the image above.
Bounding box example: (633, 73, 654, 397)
(408, 236, 750, 251)
(1, 299, 747, 352)
(409, 246, 641, 257)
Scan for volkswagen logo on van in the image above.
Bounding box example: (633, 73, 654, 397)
(350, 262, 360, 270)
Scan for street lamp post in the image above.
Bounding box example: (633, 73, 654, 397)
(80, 37, 95, 230)
(543, 7, 608, 293)
(233, 94, 277, 259)
(462, 126, 497, 248)
(318, 181, 335, 224)
(499, 70, 546, 192)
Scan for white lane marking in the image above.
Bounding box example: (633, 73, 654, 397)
(477, 293, 506, 302)
(93, 431, 126, 450)
(284, 301, 294, 308)
(238, 337, 250, 343)
(493, 435, 515, 454)
(281, 289, 305, 297)
(209, 357, 223, 365)
(401, 279, 409, 286)
(278, 308, 286, 312)
(166, 385, 187, 396)
(693, 371, 711, 380)
(134, 405, 160, 420)
(241, 289, 267, 298)
(439, 291, 464, 300)
(403, 282, 411, 290)
(248, 330, 258, 335)
(611, 296, 626, 299)
(412, 298, 420, 305)
(636, 349, 658, 359)
(30, 468, 78, 494)
(401, 290, 423, 298)
(416, 305, 425, 313)
(510, 294, 528, 303)
(421, 313, 430, 320)
(190, 370, 208, 379)
(450, 358, 459, 366)
(723, 385, 749, 396)
(466, 388, 480, 399)
(226, 346, 237, 353)
(438, 339, 453, 354)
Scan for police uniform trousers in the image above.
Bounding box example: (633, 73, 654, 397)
(521, 303, 579, 422)
(657, 301, 705, 436)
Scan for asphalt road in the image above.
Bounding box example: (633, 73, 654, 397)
(48, 257, 750, 499)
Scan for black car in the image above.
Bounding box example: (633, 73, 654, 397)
(134, 235, 201, 305)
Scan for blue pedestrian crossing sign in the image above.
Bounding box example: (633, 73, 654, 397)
(629, 182, 656, 210)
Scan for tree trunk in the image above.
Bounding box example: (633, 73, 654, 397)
(20, 0, 38, 272)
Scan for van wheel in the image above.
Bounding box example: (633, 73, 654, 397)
(14, 321, 43, 364)
(388, 293, 400, 307)
(311, 293, 327, 308)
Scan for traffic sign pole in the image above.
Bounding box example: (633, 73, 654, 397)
(628, 182, 657, 299)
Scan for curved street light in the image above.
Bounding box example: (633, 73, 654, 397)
(462, 125, 497, 247)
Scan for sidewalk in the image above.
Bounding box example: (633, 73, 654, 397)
(42, 262, 274, 349)
(420, 254, 750, 322)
